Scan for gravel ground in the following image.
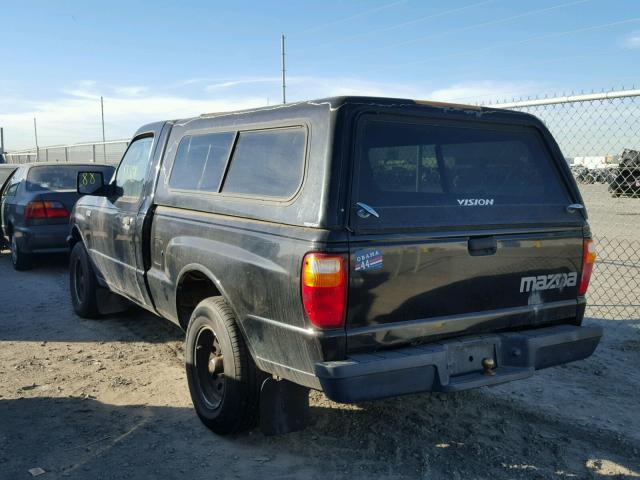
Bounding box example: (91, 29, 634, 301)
(0, 251, 639, 480)
(1, 183, 639, 479)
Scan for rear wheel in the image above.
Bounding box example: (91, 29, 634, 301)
(69, 242, 100, 318)
(10, 235, 32, 271)
(185, 297, 259, 434)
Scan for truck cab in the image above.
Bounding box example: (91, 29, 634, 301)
(68, 97, 601, 435)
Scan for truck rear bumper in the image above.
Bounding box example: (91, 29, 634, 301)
(315, 324, 602, 403)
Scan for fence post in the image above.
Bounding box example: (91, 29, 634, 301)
(64, 147, 68, 163)
(92, 144, 96, 163)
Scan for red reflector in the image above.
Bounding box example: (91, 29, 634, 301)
(578, 239, 596, 296)
(25, 200, 69, 220)
(301, 253, 348, 329)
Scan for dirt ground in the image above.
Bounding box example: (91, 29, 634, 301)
(0, 234, 639, 478)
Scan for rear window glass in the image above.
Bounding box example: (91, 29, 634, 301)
(170, 132, 235, 192)
(222, 127, 305, 198)
(26, 165, 114, 192)
(358, 120, 569, 208)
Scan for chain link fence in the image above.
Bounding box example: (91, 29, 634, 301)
(4, 140, 128, 165)
(489, 89, 640, 320)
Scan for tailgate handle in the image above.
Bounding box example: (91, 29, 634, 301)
(566, 203, 584, 214)
(468, 236, 497, 256)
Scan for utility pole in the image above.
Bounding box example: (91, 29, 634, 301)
(101, 96, 106, 162)
(0, 127, 4, 154)
(281, 34, 286, 104)
(33, 117, 39, 161)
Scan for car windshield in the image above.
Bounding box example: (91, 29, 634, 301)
(26, 165, 113, 191)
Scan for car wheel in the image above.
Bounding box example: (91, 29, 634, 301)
(185, 297, 259, 435)
(10, 235, 32, 271)
(69, 242, 100, 318)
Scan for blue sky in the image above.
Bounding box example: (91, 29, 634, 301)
(1, 0, 639, 149)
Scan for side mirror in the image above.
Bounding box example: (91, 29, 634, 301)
(77, 171, 106, 195)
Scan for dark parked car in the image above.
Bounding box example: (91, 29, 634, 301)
(609, 149, 640, 197)
(68, 97, 601, 435)
(1, 163, 114, 270)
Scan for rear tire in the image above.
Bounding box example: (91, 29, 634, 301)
(10, 235, 32, 271)
(185, 297, 259, 435)
(69, 242, 100, 318)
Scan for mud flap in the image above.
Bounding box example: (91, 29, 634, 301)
(259, 377, 310, 436)
(96, 288, 130, 315)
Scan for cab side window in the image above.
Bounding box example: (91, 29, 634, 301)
(169, 132, 235, 192)
(115, 136, 154, 199)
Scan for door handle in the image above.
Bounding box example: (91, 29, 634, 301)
(468, 236, 497, 256)
(122, 217, 132, 227)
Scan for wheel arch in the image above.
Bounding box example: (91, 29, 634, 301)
(174, 264, 259, 366)
(174, 263, 243, 334)
(67, 225, 84, 248)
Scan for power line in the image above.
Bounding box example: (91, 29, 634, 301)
(393, 17, 640, 68)
(288, 0, 495, 54)
(297, 0, 408, 36)
(384, 0, 591, 51)
(288, 0, 591, 66)
(337, 0, 496, 43)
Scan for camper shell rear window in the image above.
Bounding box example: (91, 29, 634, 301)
(354, 115, 574, 230)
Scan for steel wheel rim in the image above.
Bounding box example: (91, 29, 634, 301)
(194, 324, 225, 410)
(74, 258, 85, 303)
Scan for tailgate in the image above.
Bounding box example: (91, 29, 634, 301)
(347, 229, 583, 349)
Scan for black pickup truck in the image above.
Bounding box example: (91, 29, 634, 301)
(68, 97, 601, 435)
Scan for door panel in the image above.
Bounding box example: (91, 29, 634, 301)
(88, 136, 154, 304)
(0, 174, 14, 238)
(1, 169, 23, 240)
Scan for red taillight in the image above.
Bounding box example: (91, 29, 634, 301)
(25, 201, 47, 219)
(44, 201, 70, 218)
(25, 201, 69, 220)
(578, 239, 596, 296)
(301, 253, 348, 329)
